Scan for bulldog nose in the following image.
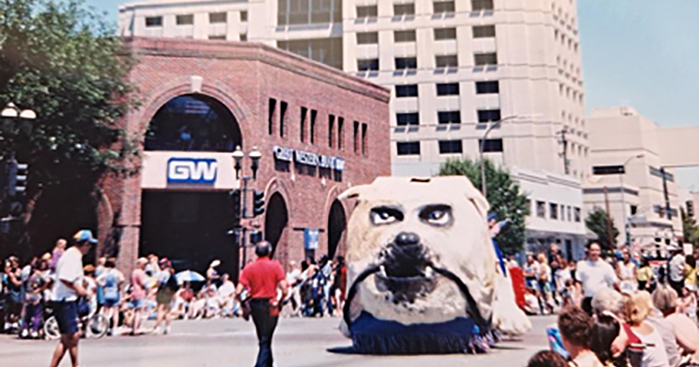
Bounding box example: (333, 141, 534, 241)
(395, 232, 420, 247)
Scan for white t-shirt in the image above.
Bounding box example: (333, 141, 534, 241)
(575, 259, 618, 298)
(218, 280, 236, 298)
(669, 254, 685, 282)
(51, 247, 84, 301)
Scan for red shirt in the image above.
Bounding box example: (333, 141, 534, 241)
(239, 258, 285, 299)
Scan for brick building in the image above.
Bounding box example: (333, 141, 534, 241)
(98, 38, 390, 279)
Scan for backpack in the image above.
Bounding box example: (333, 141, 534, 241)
(163, 272, 179, 292)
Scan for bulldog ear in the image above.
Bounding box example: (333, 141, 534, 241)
(464, 183, 490, 220)
(338, 184, 368, 201)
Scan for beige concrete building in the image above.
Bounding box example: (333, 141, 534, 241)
(585, 107, 695, 257)
(119, 0, 590, 258)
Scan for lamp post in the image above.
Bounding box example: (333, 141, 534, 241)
(619, 154, 644, 247)
(231, 145, 262, 268)
(479, 115, 522, 199)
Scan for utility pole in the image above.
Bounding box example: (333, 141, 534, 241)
(558, 127, 570, 175)
(604, 186, 615, 249)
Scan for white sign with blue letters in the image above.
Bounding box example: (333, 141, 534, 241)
(273, 145, 345, 172)
(167, 158, 218, 184)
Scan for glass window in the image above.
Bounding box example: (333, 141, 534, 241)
(328, 114, 335, 148)
(396, 113, 419, 126)
(210, 12, 227, 24)
(310, 109, 317, 144)
(397, 142, 420, 156)
(574, 207, 581, 222)
(477, 109, 501, 122)
(434, 1, 455, 13)
(278, 38, 343, 69)
(278, 0, 342, 26)
(356, 5, 378, 18)
(240, 33, 248, 41)
(473, 25, 496, 38)
(471, 0, 494, 11)
(145, 16, 163, 27)
(338, 117, 344, 150)
(436, 55, 458, 68)
(439, 140, 463, 154)
(536, 201, 546, 218)
(357, 58, 379, 71)
(394, 30, 417, 43)
(438, 111, 461, 124)
(357, 32, 379, 44)
(475, 52, 498, 66)
(436, 83, 459, 96)
(395, 85, 418, 97)
(176, 14, 194, 25)
(240, 11, 248, 22)
(300, 107, 307, 142)
(208, 35, 226, 40)
(434, 28, 457, 40)
(361, 123, 368, 155)
(475, 81, 499, 94)
(394, 3, 415, 16)
(353, 121, 359, 153)
(549, 203, 559, 220)
(479, 138, 503, 153)
(395, 57, 417, 70)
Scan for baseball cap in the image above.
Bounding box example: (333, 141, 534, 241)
(73, 229, 98, 245)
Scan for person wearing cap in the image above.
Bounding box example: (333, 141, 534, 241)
(153, 258, 176, 334)
(129, 257, 149, 336)
(207, 259, 221, 288)
(236, 241, 288, 367)
(48, 229, 97, 367)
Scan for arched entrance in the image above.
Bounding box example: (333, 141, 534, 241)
(327, 199, 346, 259)
(264, 193, 289, 259)
(140, 93, 241, 277)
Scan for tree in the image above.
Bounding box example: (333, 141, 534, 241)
(0, 0, 136, 258)
(681, 208, 699, 248)
(585, 207, 619, 251)
(439, 158, 530, 254)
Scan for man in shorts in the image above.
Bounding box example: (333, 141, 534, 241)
(153, 258, 176, 335)
(49, 230, 97, 367)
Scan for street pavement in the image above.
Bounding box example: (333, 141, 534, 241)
(0, 315, 556, 367)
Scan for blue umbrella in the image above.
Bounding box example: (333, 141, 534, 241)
(175, 270, 205, 284)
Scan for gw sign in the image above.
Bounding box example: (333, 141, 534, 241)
(167, 158, 218, 184)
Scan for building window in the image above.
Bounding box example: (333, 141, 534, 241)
(277, 38, 343, 69)
(567, 206, 572, 222)
(438, 111, 461, 124)
(574, 207, 581, 222)
(395, 57, 417, 70)
(394, 3, 415, 16)
(268, 98, 277, 135)
(145, 16, 163, 27)
(396, 112, 419, 126)
(472, 0, 494, 11)
(338, 117, 344, 150)
(328, 114, 335, 148)
(357, 32, 379, 45)
(434, 0, 455, 13)
(208, 35, 226, 40)
(300, 107, 307, 142)
(240, 33, 248, 41)
(396, 84, 418, 98)
(434, 28, 457, 40)
(549, 203, 558, 220)
(439, 140, 463, 154)
(397, 142, 420, 156)
(473, 25, 496, 38)
(210, 12, 227, 24)
(435, 55, 458, 68)
(474, 52, 498, 66)
(356, 5, 378, 18)
(279, 101, 288, 137)
(278, 0, 342, 26)
(536, 201, 546, 218)
(310, 109, 317, 144)
(475, 81, 499, 94)
(358, 58, 379, 71)
(353, 121, 359, 153)
(361, 123, 368, 155)
(240, 11, 248, 22)
(394, 30, 417, 43)
(479, 138, 503, 152)
(477, 109, 501, 122)
(436, 83, 460, 96)
(176, 14, 194, 25)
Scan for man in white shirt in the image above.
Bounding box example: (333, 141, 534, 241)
(668, 249, 686, 296)
(49, 230, 97, 367)
(575, 242, 619, 315)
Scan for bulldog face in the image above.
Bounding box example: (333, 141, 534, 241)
(341, 177, 497, 326)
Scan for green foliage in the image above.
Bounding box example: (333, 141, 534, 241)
(585, 207, 619, 251)
(681, 208, 699, 248)
(438, 158, 530, 254)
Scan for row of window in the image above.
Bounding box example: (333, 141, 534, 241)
(535, 200, 582, 222)
(268, 98, 368, 156)
(396, 109, 501, 126)
(395, 81, 499, 98)
(208, 34, 247, 41)
(356, 0, 493, 18)
(356, 25, 495, 45)
(145, 11, 248, 28)
(358, 52, 497, 72)
(396, 138, 503, 156)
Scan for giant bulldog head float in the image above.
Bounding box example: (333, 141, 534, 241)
(339, 176, 531, 354)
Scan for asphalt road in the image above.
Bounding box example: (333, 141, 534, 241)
(0, 315, 556, 367)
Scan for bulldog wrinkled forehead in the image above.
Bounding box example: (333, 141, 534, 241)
(340, 176, 490, 219)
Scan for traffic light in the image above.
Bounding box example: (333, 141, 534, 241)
(6, 160, 28, 197)
(688, 201, 695, 218)
(230, 189, 242, 227)
(252, 190, 265, 217)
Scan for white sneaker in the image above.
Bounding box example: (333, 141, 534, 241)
(20, 329, 29, 339)
(30, 331, 39, 339)
(164, 327, 170, 335)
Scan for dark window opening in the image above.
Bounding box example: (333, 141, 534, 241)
(475, 52, 498, 66)
(395, 57, 417, 70)
(210, 12, 227, 24)
(473, 25, 496, 38)
(397, 141, 420, 156)
(357, 32, 379, 44)
(436, 55, 458, 68)
(438, 111, 461, 124)
(353, 121, 359, 153)
(268, 98, 277, 135)
(278, 0, 342, 26)
(358, 58, 379, 71)
(300, 107, 308, 142)
(479, 138, 503, 152)
(477, 109, 501, 122)
(394, 30, 417, 43)
(434, 28, 457, 40)
(439, 140, 463, 154)
(434, 1, 455, 13)
(146, 16, 163, 27)
(356, 5, 378, 18)
(397, 112, 419, 126)
(176, 14, 194, 25)
(310, 109, 317, 144)
(394, 3, 415, 15)
(396, 84, 418, 97)
(278, 38, 343, 69)
(361, 123, 368, 155)
(471, 0, 494, 11)
(436, 83, 460, 96)
(328, 114, 335, 148)
(338, 117, 344, 150)
(476, 81, 499, 94)
(279, 101, 288, 137)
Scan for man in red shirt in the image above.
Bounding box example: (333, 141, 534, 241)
(236, 241, 288, 367)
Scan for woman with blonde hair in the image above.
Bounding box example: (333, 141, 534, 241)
(652, 284, 699, 365)
(622, 291, 669, 367)
(537, 253, 554, 314)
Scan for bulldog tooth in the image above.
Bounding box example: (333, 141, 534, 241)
(380, 265, 387, 277)
(425, 266, 434, 278)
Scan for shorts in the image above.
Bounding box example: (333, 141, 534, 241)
(156, 290, 174, 306)
(103, 298, 119, 307)
(53, 301, 79, 335)
(130, 298, 145, 310)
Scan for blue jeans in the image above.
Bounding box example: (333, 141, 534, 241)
(250, 299, 278, 367)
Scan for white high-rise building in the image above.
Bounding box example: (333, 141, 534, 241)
(119, 0, 589, 258)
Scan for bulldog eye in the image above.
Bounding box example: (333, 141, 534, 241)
(370, 207, 403, 226)
(419, 205, 452, 227)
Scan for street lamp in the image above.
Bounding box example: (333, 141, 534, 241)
(620, 154, 645, 246)
(231, 145, 263, 268)
(478, 115, 523, 199)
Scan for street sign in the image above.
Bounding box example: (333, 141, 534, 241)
(304, 228, 319, 250)
(593, 165, 625, 175)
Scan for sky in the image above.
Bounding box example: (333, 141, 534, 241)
(86, 0, 699, 187)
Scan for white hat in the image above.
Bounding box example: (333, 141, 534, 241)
(210, 259, 221, 268)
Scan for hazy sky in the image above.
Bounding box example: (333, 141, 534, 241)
(86, 0, 699, 187)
